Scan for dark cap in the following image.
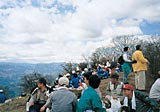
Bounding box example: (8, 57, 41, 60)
(38, 77, 47, 86)
(110, 72, 119, 79)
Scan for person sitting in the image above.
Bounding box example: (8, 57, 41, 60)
(106, 72, 123, 100)
(65, 73, 73, 88)
(0, 90, 7, 103)
(120, 84, 159, 112)
(41, 76, 77, 112)
(149, 70, 160, 103)
(104, 73, 123, 111)
(76, 75, 106, 112)
(28, 77, 51, 112)
(72, 73, 80, 88)
(110, 62, 118, 75)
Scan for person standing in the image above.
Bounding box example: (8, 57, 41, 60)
(132, 45, 149, 91)
(122, 47, 132, 83)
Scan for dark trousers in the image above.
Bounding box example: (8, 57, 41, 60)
(29, 104, 46, 112)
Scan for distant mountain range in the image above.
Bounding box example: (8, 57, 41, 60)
(0, 62, 64, 98)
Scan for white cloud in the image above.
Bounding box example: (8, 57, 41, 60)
(0, 0, 160, 63)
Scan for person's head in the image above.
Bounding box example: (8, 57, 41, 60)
(83, 71, 92, 85)
(58, 76, 69, 87)
(110, 72, 119, 84)
(37, 77, 47, 88)
(0, 90, 4, 93)
(123, 84, 134, 99)
(73, 73, 78, 78)
(84, 68, 88, 72)
(65, 73, 71, 79)
(124, 47, 130, 52)
(110, 62, 117, 69)
(89, 75, 101, 89)
(72, 70, 76, 74)
(136, 45, 142, 51)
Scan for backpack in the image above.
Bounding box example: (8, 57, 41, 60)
(118, 55, 124, 65)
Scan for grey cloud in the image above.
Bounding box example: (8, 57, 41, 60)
(23, 37, 45, 45)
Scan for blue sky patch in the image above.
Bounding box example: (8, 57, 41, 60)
(140, 20, 160, 35)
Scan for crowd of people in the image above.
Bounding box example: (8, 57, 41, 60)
(104, 44, 160, 112)
(27, 67, 108, 112)
(1, 44, 159, 112)
(26, 44, 160, 112)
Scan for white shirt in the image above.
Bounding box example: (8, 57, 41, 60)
(123, 53, 132, 62)
(149, 78, 160, 100)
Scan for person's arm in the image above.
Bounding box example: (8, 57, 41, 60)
(138, 51, 149, 63)
(106, 82, 111, 95)
(40, 93, 53, 112)
(28, 94, 36, 107)
(92, 94, 106, 112)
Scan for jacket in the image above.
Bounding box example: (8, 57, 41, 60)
(132, 50, 148, 72)
(76, 86, 106, 112)
(121, 91, 159, 112)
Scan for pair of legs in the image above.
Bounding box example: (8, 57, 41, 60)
(122, 63, 131, 83)
(135, 71, 146, 90)
(29, 104, 46, 112)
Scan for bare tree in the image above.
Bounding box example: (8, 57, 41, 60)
(112, 35, 140, 54)
(61, 62, 78, 74)
(143, 35, 160, 75)
(150, 35, 160, 53)
(20, 73, 42, 92)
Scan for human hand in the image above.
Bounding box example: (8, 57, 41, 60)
(40, 106, 46, 112)
(132, 60, 137, 64)
(112, 95, 117, 99)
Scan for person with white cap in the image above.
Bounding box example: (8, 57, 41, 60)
(0, 89, 7, 103)
(65, 73, 73, 88)
(40, 76, 77, 112)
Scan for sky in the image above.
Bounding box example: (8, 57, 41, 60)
(0, 0, 160, 63)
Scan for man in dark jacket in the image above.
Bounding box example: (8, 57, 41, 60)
(121, 84, 159, 112)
